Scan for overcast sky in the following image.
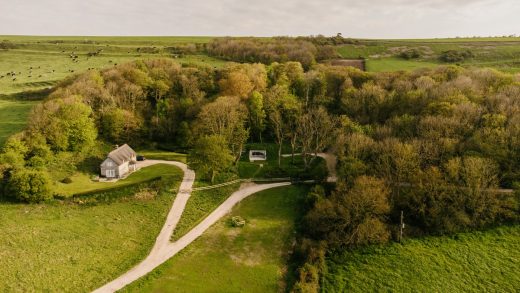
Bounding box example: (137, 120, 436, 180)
(0, 0, 518, 38)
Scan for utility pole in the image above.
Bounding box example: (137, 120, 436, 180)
(399, 210, 404, 243)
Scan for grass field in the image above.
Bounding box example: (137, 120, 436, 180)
(337, 37, 520, 72)
(366, 58, 439, 72)
(53, 163, 182, 197)
(137, 150, 187, 163)
(124, 185, 308, 293)
(0, 99, 37, 146)
(0, 165, 183, 292)
(323, 225, 520, 292)
(171, 182, 241, 241)
(0, 36, 224, 95)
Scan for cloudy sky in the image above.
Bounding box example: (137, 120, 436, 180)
(0, 0, 518, 38)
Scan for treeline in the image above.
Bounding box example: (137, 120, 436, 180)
(205, 37, 339, 68)
(291, 66, 520, 291)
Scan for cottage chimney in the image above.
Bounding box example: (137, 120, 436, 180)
(114, 144, 119, 149)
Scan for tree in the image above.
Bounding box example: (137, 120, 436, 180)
(247, 91, 266, 142)
(305, 176, 391, 247)
(188, 135, 234, 183)
(28, 97, 97, 153)
(265, 86, 300, 167)
(218, 63, 267, 99)
(298, 107, 336, 168)
(195, 96, 249, 163)
(6, 168, 52, 203)
(0, 136, 28, 168)
(100, 108, 142, 144)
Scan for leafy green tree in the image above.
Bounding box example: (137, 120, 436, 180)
(6, 168, 52, 203)
(305, 176, 391, 247)
(195, 96, 249, 163)
(188, 135, 234, 183)
(29, 97, 97, 153)
(0, 136, 28, 168)
(247, 91, 266, 142)
(265, 85, 300, 167)
(100, 108, 142, 144)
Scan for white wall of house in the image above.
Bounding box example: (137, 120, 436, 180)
(117, 162, 129, 177)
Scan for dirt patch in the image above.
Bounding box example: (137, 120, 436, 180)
(229, 247, 265, 266)
(328, 59, 366, 71)
(133, 188, 157, 200)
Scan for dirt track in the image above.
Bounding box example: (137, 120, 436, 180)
(93, 159, 290, 293)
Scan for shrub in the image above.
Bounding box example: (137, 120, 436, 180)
(61, 177, 73, 184)
(439, 50, 474, 63)
(6, 169, 52, 203)
(399, 48, 421, 60)
(231, 216, 246, 227)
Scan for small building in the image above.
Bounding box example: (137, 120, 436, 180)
(249, 150, 267, 162)
(100, 144, 137, 179)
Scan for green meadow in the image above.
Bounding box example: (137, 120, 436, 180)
(338, 37, 520, 72)
(0, 35, 223, 95)
(0, 99, 37, 146)
(125, 185, 307, 293)
(0, 164, 183, 292)
(323, 225, 520, 292)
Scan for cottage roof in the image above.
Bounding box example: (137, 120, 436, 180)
(107, 144, 136, 165)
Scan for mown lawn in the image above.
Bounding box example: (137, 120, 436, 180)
(53, 163, 181, 197)
(125, 185, 308, 293)
(0, 99, 37, 146)
(0, 165, 183, 292)
(137, 149, 187, 163)
(323, 225, 520, 292)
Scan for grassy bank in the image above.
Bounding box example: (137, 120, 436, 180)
(171, 182, 241, 241)
(323, 225, 520, 292)
(53, 163, 182, 197)
(0, 165, 183, 292)
(0, 99, 38, 146)
(125, 185, 308, 292)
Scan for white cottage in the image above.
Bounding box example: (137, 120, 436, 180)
(100, 144, 137, 178)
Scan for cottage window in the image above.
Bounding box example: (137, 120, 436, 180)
(107, 161, 113, 167)
(106, 170, 115, 177)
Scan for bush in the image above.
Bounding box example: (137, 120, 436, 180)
(399, 48, 421, 60)
(6, 168, 52, 203)
(439, 50, 474, 63)
(61, 177, 73, 184)
(231, 216, 246, 227)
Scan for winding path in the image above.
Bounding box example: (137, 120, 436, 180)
(93, 159, 291, 293)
